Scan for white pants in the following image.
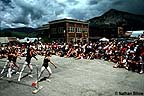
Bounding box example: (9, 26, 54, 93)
(1, 60, 9, 74)
(7, 61, 13, 78)
(18, 61, 33, 81)
(1, 60, 13, 78)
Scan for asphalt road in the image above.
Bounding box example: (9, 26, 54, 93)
(0, 55, 144, 96)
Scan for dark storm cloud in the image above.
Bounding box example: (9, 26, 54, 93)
(14, 0, 44, 20)
(0, 0, 13, 11)
(1, 0, 11, 4)
(86, 0, 144, 18)
(12, 15, 29, 24)
(112, 0, 125, 5)
(68, 8, 87, 19)
(67, 0, 79, 5)
(55, 8, 64, 16)
(23, 7, 43, 20)
(112, 0, 144, 15)
(1, 0, 144, 28)
(88, 0, 98, 5)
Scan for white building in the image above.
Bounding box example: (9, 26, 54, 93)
(126, 30, 144, 38)
(0, 37, 17, 44)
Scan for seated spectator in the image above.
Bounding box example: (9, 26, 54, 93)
(76, 51, 85, 59)
(113, 54, 126, 68)
(126, 51, 135, 71)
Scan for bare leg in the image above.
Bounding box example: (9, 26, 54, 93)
(46, 66, 52, 79)
(28, 63, 33, 73)
(13, 62, 20, 72)
(27, 63, 33, 77)
(38, 66, 45, 80)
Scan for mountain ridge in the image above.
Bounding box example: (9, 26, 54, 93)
(1, 27, 37, 33)
(88, 9, 144, 30)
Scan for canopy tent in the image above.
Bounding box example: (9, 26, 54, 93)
(139, 38, 144, 40)
(18, 37, 40, 43)
(99, 37, 109, 42)
(126, 30, 144, 37)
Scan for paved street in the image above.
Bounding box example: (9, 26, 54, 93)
(0, 55, 144, 96)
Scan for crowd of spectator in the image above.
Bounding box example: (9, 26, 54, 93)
(0, 39, 144, 74)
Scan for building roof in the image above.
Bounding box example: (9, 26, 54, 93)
(49, 18, 89, 25)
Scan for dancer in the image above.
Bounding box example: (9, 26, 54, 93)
(7, 48, 21, 78)
(11, 49, 21, 73)
(37, 51, 57, 82)
(18, 47, 38, 81)
(0, 49, 13, 78)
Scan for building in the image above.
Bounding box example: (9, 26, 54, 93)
(89, 25, 118, 41)
(0, 37, 17, 44)
(0, 37, 9, 44)
(0, 37, 18, 46)
(39, 18, 89, 43)
(37, 24, 50, 38)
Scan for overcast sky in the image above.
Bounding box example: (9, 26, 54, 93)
(0, 0, 144, 29)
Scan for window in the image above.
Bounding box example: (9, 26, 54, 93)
(75, 27, 78, 32)
(72, 27, 75, 32)
(68, 27, 70, 32)
(76, 27, 82, 33)
(82, 28, 88, 33)
(68, 27, 74, 32)
(58, 27, 64, 33)
(76, 33, 82, 37)
(51, 28, 57, 34)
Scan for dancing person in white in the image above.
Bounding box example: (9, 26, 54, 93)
(1, 50, 13, 78)
(18, 47, 38, 81)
